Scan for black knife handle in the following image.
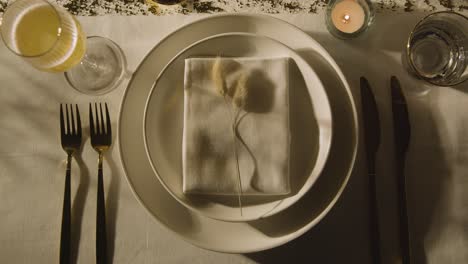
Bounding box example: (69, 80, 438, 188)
(396, 156, 411, 264)
(367, 159, 382, 264)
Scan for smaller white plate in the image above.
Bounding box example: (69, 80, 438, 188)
(144, 33, 333, 222)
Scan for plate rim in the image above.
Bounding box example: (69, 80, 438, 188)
(118, 13, 359, 253)
(142, 31, 334, 222)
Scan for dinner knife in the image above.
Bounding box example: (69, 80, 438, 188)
(360, 77, 382, 264)
(391, 76, 412, 264)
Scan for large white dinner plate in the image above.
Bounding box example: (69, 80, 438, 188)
(144, 32, 333, 222)
(119, 14, 358, 253)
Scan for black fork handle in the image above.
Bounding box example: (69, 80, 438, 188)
(60, 154, 72, 264)
(96, 153, 108, 264)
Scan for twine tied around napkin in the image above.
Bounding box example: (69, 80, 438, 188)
(212, 56, 249, 214)
(182, 57, 291, 216)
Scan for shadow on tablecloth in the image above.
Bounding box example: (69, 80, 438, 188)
(246, 11, 451, 263)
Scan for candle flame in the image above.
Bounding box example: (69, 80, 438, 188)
(342, 14, 351, 24)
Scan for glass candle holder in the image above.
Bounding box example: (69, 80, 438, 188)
(326, 0, 375, 39)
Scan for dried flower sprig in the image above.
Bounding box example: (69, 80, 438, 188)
(212, 57, 226, 97)
(211, 57, 249, 216)
(233, 73, 248, 109)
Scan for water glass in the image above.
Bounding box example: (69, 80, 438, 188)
(405, 11, 468, 86)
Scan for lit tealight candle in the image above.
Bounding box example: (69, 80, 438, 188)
(331, 0, 366, 34)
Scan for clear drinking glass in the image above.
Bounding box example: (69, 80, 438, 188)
(405, 11, 468, 86)
(0, 0, 126, 95)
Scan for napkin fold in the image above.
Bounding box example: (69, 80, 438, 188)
(182, 57, 290, 195)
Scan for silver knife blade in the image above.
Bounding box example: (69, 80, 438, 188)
(391, 76, 412, 264)
(360, 77, 381, 264)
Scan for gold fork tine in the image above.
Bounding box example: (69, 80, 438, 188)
(105, 103, 111, 137)
(66, 104, 71, 135)
(99, 103, 105, 134)
(94, 103, 100, 135)
(89, 103, 95, 136)
(76, 105, 81, 137)
(60, 104, 65, 138)
(70, 104, 76, 135)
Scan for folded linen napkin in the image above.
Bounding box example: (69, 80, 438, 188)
(182, 57, 290, 195)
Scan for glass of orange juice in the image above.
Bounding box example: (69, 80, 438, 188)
(0, 0, 126, 95)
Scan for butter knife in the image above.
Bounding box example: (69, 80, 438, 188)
(360, 77, 382, 264)
(391, 76, 412, 264)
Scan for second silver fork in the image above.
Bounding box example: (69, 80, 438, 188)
(89, 103, 112, 264)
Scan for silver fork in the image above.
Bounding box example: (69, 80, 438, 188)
(59, 104, 82, 264)
(89, 103, 111, 264)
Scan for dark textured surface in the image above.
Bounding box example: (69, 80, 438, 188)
(0, 0, 466, 15)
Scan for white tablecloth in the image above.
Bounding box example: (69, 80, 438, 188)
(0, 12, 467, 263)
